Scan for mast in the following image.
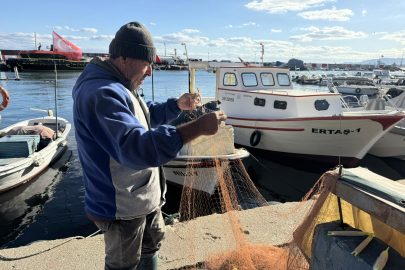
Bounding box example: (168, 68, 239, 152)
(52, 30, 58, 139)
(401, 51, 404, 67)
(34, 32, 36, 50)
(164, 42, 166, 56)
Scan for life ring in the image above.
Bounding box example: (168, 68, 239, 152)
(250, 130, 261, 147)
(0, 86, 10, 111)
(355, 88, 361, 94)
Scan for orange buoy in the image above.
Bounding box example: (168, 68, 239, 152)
(0, 85, 10, 111)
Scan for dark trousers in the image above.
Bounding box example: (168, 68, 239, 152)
(94, 209, 165, 270)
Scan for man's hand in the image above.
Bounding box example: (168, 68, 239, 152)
(197, 111, 227, 136)
(176, 111, 227, 144)
(177, 93, 201, 110)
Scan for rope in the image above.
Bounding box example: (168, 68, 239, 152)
(249, 153, 307, 194)
(0, 229, 101, 261)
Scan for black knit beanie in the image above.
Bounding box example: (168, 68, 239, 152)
(109, 22, 156, 63)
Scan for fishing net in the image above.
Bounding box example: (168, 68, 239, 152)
(173, 105, 343, 270)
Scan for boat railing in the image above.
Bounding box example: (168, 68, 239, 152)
(327, 80, 351, 112)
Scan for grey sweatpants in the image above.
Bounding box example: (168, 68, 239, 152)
(94, 209, 165, 270)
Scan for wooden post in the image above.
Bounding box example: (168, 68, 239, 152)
(190, 69, 195, 93)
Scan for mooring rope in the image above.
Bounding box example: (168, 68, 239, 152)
(0, 229, 101, 261)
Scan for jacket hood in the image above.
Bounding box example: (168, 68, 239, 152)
(72, 57, 132, 98)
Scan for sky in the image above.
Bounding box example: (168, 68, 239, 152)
(1, 0, 405, 64)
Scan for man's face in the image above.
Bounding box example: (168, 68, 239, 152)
(122, 58, 152, 89)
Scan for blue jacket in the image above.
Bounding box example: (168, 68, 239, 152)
(72, 58, 183, 220)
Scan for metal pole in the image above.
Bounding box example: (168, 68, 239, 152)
(53, 30, 58, 139)
(262, 44, 264, 65)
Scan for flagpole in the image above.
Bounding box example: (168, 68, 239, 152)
(52, 30, 58, 139)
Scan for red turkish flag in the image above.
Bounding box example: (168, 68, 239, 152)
(156, 55, 162, 63)
(53, 31, 82, 61)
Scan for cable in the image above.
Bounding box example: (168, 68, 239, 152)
(249, 153, 307, 195)
(0, 230, 101, 261)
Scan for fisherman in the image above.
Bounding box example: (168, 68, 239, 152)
(72, 21, 226, 270)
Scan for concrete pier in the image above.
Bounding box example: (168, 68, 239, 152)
(0, 201, 305, 270)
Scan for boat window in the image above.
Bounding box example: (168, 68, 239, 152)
(314, 100, 329, 111)
(277, 73, 291, 86)
(241, 73, 258, 87)
(254, 97, 266, 107)
(274, 100, 287, 110)
(223, 73, 238, 86)
(260, 73, 275, 86)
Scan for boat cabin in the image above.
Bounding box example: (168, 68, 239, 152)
(215, 66, 343, 119)
(374, 69, 390, 77)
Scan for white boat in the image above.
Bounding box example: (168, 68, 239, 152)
(368, 125, 405, 159)
(339, 89, 405, 160)
(209, 65, 404, 168)
(163, 148, 249, 195)
(332, 83, 380, 96)
(330, 72, 374, 85)
(0, 116, 70, 193)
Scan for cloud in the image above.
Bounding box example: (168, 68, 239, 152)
(80, 28, 98, 33)
(372, 32, 388, 35)
(150, 22, 156, 25)
(243, 22, 256, 26)
(0, 32, 53, 49)
(90, 35, 115, 42)
(154, 32, 209, 46)
(362, 10, 367, 16)
(226, 25, 233, 28)
(298, 6, 354, 21)
(245, 0, 335, 14)
(182, 29, 201, 33)
(53, 26, 97, 33)
(271, 29, 282, 33)
(289, 26, 367, 41)
(380, 31, 405, 44)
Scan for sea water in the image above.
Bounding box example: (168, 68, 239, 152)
(0, 69, 404, 248)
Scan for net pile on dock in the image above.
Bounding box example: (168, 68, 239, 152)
(175, 106, 343, 270)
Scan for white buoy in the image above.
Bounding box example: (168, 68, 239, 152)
(14, 66, 20, 80)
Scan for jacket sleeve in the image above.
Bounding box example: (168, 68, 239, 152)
(146, 98, 182, 128)
(78, 86, 183, 171)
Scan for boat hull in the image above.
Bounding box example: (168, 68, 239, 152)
(227, 114, 404, 168)
(368, 125, 405, 159)
(335, 86, 379, 95)
(163, 149, 249, 195)
(0, 117, 71, 193)
(6, 59, 88, 71)
(0, 145, 66, 193)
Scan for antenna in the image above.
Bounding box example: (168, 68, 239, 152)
(401, 50, 404, 67)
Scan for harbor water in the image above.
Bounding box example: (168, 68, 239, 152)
(1, 70, 405, 249)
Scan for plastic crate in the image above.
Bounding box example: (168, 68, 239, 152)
(0, 135, 40, 158)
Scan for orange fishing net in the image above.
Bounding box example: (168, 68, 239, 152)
(175, 108, 342, 270)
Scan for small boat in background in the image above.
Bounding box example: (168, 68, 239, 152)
(0, 116, 71, 193)
(331, 82, 380, 96)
